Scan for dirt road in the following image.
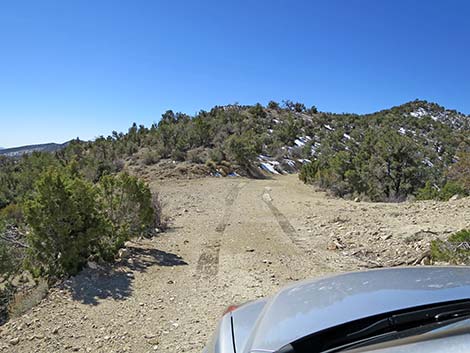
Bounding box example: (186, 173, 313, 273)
(1, 175, 469, 352)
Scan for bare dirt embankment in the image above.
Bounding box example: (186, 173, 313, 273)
(1, 175, 469, 353)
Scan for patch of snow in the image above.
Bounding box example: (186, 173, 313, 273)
(310, 142, 321, 154)
(297, 159, 311, 164)
(410, 107, 430, 118)
(398, 127, 407, 135)
(284, 159, 296, 167)
(260, 162, 279, 174)
(258, 154, 271, 160)
(324, 124, 334, 131)
(343, 133, 351, 140)
(294, 136, 312, 147)
(423, 159, 434, 167)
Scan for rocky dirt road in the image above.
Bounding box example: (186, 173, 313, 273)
(1, 175, 469, 352)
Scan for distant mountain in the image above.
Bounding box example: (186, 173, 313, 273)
(0, 142, 70, 157)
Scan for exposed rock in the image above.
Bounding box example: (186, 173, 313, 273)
(449, 194, 462, 201)
(118, 248, 130, 259)
(9, 338, 20, 345)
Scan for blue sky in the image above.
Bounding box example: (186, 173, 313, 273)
(1, 0, 469, 148)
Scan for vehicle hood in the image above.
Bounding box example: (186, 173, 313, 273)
(240, 266, 470, 353)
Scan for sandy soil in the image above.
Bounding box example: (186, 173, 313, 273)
(1, 174, 469, 353)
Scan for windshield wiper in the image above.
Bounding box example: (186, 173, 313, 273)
(326, 312, 470, 353)
(281, 300, 470, 353)
(346, 301, 470, 342)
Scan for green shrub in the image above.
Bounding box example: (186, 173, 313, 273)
(171, 149, 186, 162)
(24, 168, 110, 278)
(439, 181, 466, 201)
(23, 167, 162, 278)
(416, 181, 440, 200)
(0, 240, 20, 279)
(98, 173, 156, 253)
(142, 150, 161, 165)
(0, 204, 24, 226)
(430, 229, 470, 265)
(267, 100, 280, 110)
(186, 149, 204, 164)
(209, 148, 224, 163)
(447, 151, 470, 191)
(299, 161, 318, 184)
(417, 181, 467, 201)
(224, 131, 261, 167)
(0, 282, 14, 325)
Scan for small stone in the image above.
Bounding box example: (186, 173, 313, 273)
(87, 261, 98, 270)
(118, 248, 130, 259)
(449, 194, 462, 201)
(9, 338, 20, 345)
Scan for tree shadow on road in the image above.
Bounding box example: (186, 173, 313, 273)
(62, 245, 187, 306)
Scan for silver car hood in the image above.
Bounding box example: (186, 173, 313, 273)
(241, 266, 470, 353)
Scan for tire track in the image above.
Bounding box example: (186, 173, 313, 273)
(195, 241, 221, 278)
(262, 187, 304, 248)
(196, 182, 246, 278)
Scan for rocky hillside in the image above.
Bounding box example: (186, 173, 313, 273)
(1, 100, 468, 202)
(255, 100, 469, 176)
(112, 100, 468, 202)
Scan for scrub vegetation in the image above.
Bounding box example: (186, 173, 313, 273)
(0, 98, 469, 324)
(430, 229, 470, 265)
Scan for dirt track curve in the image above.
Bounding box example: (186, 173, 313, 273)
(1, 175, 469, 353)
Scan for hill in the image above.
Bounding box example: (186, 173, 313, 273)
(0, 142, 70, 157)
(104, 99, 468, 201)
(0, 99, 469, 204)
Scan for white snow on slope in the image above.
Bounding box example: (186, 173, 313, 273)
(260, 162, 279, 174)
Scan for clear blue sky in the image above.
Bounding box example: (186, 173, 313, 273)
(1, 0, 469, 148)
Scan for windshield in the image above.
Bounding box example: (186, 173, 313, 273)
(277, 300, 470, 353)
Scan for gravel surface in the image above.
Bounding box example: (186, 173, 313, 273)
(1, 174, 469, 353)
